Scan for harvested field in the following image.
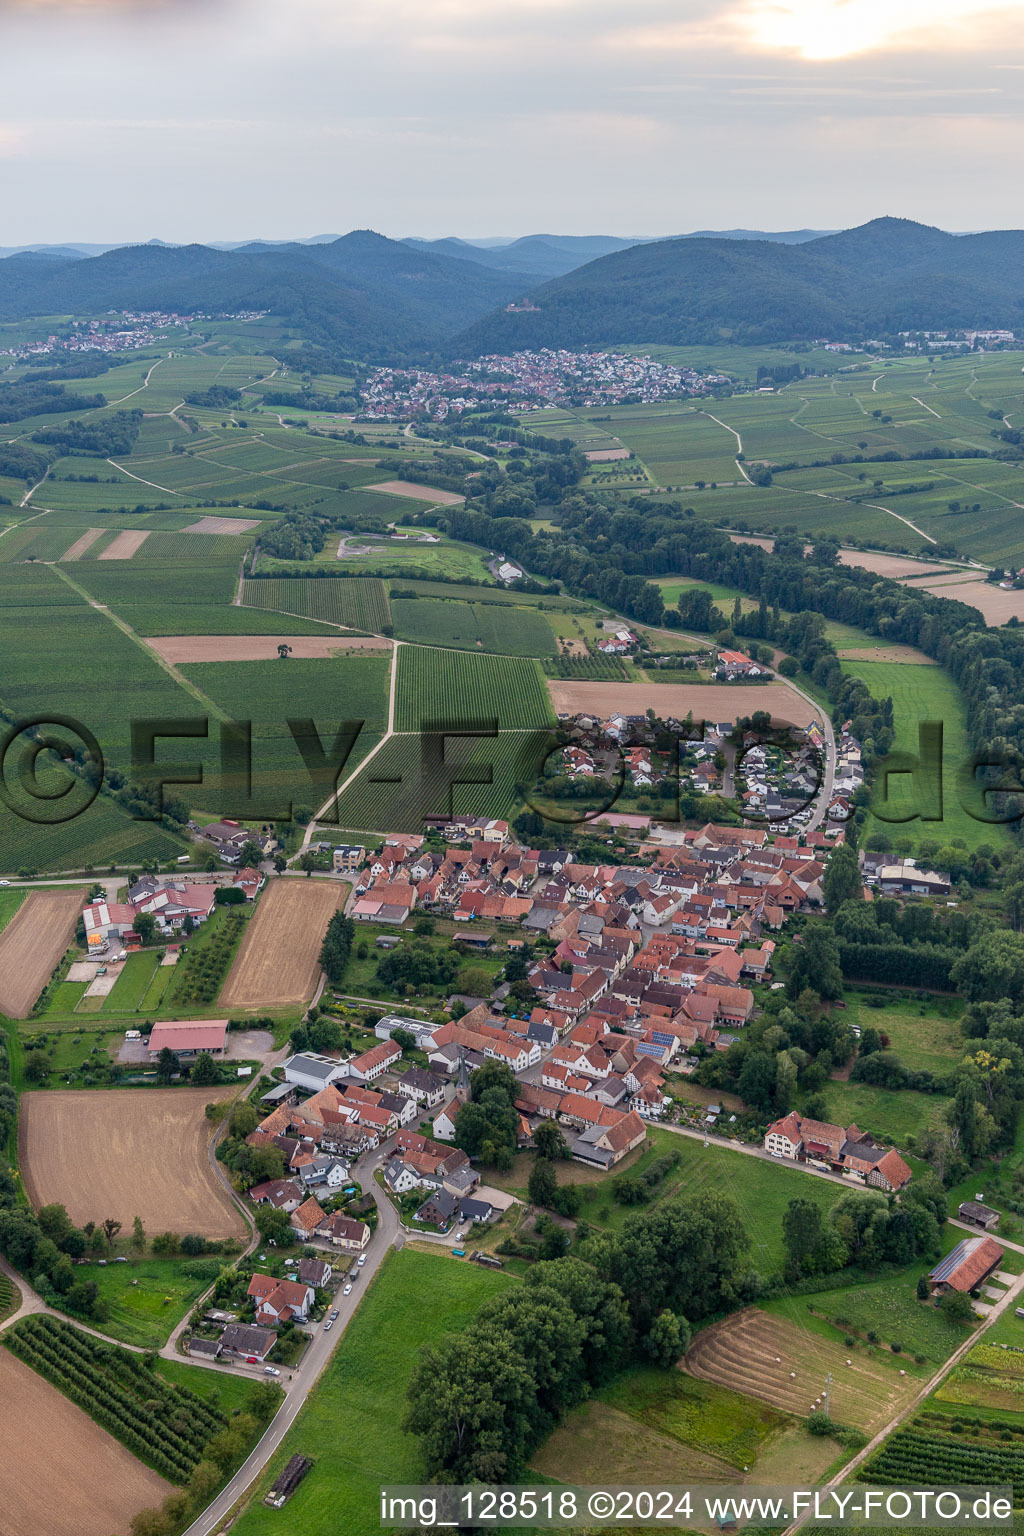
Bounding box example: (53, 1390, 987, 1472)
(684, 1308, 915, 1432)
(532, 1400, 734, 1485)
(546, 678, 819, 728)
(60, 527, 104, 561)
(0, 887, 81, 1018)
(148, 634, 388, 663)
(20, 1087, 246, 1238)
(584, 447, 631, 462)
(366, 479, 464, 504)
(98, 530, 149, 560)
(908, 576, 1024, 625)
(183, 515, 260, 535)
(220, 878, 343, 1009)
(837, 551, 950, 578)
(837, 645, 934, 664)
(0, 1346, 171, 1536)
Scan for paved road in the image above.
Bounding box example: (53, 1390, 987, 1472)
(181, 1177, 402, 1536)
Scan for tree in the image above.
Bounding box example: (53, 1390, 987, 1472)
(255, 1206, 295, 1246)
(131, 1215, 146, 1253)
(528, 1158, 558, 1209)
(155, 1047, 179, 1084)
(102, 1218, 122, 1249)
(787, 923, 843, 1001)
(190, 1051, 218, 1085)
(134, 911, 156, 945)
(643, 1310, 690, 1367)
(939, 1288, 976, 1324)
(737, 1051, 777, 1114)
(951, 931, 1024, 1006)
(916, 1274, 930, 1300)
(823, 842, 861, 913)
(277, 643, 293, 659)
(532, 1120, 569, 1160)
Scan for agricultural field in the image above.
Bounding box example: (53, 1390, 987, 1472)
(390, 595, 556, 656)
(761, 1227, 977, 1364)
(394, 645, 554, 732)
(219, 878, 343, 1009)
(839, 656, 1006, 851)
(229, 1247, 513, 1536)
(0, 1345, 171, 1536)
(19, 1087, 247, 1237)
(685, 1308, 921, 1430)
(862, 1404, 1024, 1500)
(0, 887, 83, 1018)
(239, 575, 391, 631)
(545, 677, 819, 728)
(329, 729, 548, 832)
(0, 888, 26, 933)
(180, 653, 390, 816)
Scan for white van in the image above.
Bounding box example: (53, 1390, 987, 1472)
(124, 1030, 142, 1041)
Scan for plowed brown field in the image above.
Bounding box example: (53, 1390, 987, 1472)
(149, 635, 387, 662)
(0, 887, 82, 1018)
(20, 1087, 246, 1237)
(220, 878, 343, 1009)
(546, 679, 818, 727)
(0, 1348, 170, 1536)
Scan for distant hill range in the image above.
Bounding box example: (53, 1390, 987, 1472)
(455, 219, 1024, 353)
(0, 220, 1020, 359)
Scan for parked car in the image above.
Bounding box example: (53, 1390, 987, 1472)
(323, 1318, 334, 1331)
(357, 1254, 366, 1267)
(114, 1255, 128, 1263)
(263, 1366, 281, 1377)
(343, 1283, 353, 1296)
(328, 1309, 339, 1321)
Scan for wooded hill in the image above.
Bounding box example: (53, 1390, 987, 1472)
(454, 218, 1024, 352)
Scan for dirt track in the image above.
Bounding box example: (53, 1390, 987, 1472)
(546, 678, 818, 727)
(0, 888, 81, 1018)
(149, 635, 388, 663)
(20, 1087, 246, 1237)
(908, 575, 1024, 625)
(220, 878, 343, 1009)
(0, 1348, 171, 1536)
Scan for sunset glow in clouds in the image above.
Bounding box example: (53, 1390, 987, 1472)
(738, 0, 1022, 59)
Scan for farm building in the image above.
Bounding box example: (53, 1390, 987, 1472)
(928, 1236, 1005, 1297)
(82, 900, 137, 951)
(284, 1052, 348, 1092)
(958, 1200, 1001, 1231)
(146, 1019, 228, 1059)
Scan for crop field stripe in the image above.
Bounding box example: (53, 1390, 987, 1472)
(394, 646, 554, 732)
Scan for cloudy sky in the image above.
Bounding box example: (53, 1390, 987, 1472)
(1, 0, 1022, 243)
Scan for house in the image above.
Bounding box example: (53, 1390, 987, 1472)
(284, 1053, 348, 1092)
(459, 1196, 495, 1224)
(299, 1157, 349, 1192)
(347, 1041, 402, 1082)
(297, 1257, 332, 1289)
(959, 1201, 1001, 1231)
(416, 1189, 459, 1229)
(877, 863, 951, 898)
(433, 1104, 459, 1141)
(929, 1236, 1005, 1297)
(232, 867, 264, 901)
(399, 1067, 446, 1107)
(248, 1179, 304, 1212)
(247, 1273, 314, 1325)
(332, 845, 364, 873)
(573, 1110, 647, 1168)
(147, 1019, 228, 1060)
(318, 1213, 371, 1252)
(219, 1324, 276, 1362)
(290, 1196, 327, 1239)
(717, 649, 763, 678)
